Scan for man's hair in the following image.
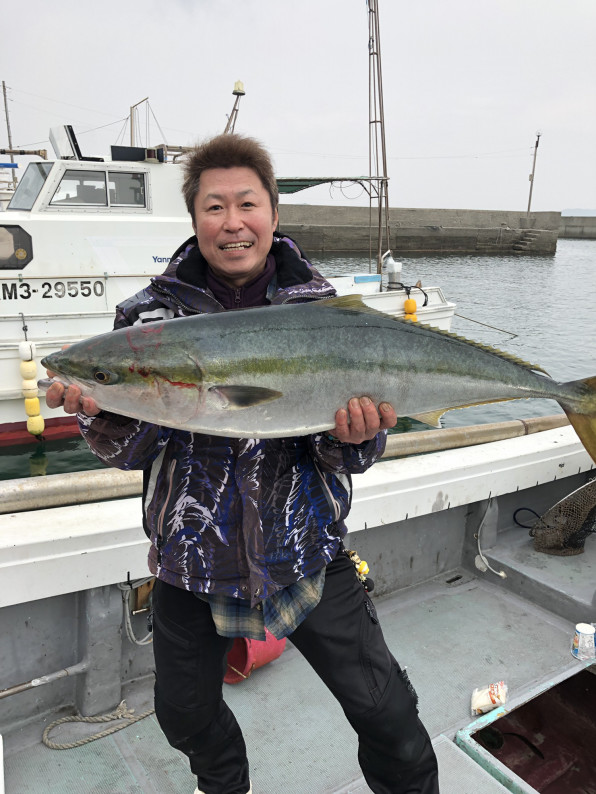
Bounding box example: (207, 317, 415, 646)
(182, 133, 279, 223)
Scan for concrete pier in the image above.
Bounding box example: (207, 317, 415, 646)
(559, 215, 596, 239)
(277, 205, 561, 254)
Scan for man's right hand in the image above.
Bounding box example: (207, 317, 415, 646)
(45, 380, 101, 416)
(45, 344, 100, 416)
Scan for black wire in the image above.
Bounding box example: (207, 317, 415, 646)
(513, 507, 541, 528)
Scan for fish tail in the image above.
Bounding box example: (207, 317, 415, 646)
(560, 376, 596, 464)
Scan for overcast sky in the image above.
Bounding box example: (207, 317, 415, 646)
(3, 0, 595, 212)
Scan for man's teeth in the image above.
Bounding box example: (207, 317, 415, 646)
(221, 242, 253, 250)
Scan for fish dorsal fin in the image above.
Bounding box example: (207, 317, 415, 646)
(319, 294, 377, 313)
(318, 294, 549, 376)
(410, 322, 550, 375)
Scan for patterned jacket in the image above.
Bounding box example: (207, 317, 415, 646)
(79, 234, 386, 603)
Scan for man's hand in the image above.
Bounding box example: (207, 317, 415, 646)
(45, 380, 100, 416)
(330, 397, 396, 445)
(44, 344, 100, 416)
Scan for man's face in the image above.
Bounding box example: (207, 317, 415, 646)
(192, 166, 278, 287)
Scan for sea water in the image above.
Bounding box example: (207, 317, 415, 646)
(1, 239, 595, 480)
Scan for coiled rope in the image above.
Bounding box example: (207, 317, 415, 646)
(42, 700, 155, 750)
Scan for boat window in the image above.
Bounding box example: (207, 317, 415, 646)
(50, 170, 108, 206)
(108, 172, 146, 207)
(7, 162, 53, 211)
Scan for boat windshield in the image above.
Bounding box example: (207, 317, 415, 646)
(48, 169, 146, 207)
(7, 162, 53, 211)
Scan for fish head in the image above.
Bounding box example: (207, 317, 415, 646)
(40, 324, 206, 425)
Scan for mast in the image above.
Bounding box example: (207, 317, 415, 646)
(367, 0, 391, 273)
(2, 81, 18, 189)
(130, 97, 149, 147)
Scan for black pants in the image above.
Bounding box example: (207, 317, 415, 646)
(152, 553, 439, 794)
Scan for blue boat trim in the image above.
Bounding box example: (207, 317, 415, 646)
(353, 274, 381, 283)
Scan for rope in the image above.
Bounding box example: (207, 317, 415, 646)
(454, 313, 518, 340)
(42, 700, 155, 750)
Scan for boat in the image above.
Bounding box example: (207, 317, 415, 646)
(1, 419, 594, 792)
(1, 2, 595, 790)
(0, 130, 454, 446)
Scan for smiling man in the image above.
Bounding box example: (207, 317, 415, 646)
(191, 165, 278, 287)
(46, 134, 438, 794)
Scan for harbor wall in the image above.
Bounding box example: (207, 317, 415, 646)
(277, 205, 560, 254)
(559, 215, 596, 239)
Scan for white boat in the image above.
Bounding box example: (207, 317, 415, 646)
(0, 132, 454, 445)
(0, 421, 594, 792)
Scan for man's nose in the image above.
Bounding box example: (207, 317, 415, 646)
(223, 208, 244, 231)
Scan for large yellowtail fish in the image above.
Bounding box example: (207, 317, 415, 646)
(40, 296, 596, 461)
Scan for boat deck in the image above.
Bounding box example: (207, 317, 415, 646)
(4, 559, 592, 794)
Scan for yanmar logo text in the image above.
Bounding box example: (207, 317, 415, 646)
(153, 256, 171, 263)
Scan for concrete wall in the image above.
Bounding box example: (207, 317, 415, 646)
(559, 215, 596, 239)
(277, 205, 560, 254)
(280, 205, 560, 230)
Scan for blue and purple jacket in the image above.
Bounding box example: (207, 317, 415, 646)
(79, 235, 386, 604)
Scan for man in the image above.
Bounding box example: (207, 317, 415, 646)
(46, 134, 439, 794)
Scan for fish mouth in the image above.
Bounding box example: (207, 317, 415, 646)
(219, 241, 253, 251)
(37, 376, 73, 393)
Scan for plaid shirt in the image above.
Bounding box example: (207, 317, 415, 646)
(195, 569, 326, 640)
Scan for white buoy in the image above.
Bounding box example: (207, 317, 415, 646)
(381, 251, 403, 291)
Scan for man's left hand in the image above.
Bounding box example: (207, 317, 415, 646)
(330, 397, 397, 445)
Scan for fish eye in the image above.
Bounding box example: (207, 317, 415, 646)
(93, 369, 118, 384)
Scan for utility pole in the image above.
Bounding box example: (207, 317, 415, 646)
(526, 131, 541, 219)
(2, 81, 18, 188)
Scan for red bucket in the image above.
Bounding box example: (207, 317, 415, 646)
(224, 629, 287, 684)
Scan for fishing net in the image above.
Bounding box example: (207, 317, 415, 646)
(528, 477, 596, 556)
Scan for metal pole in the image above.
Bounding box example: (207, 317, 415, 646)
(2, 80, 17, 188)
(367, 0, 391, 274)
(224, 82, 245, 134)
(129, 98, 149, 147)
(526, 132, 541, 219)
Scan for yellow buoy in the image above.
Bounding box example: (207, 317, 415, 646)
(19, 341, 44, 435)
(27, 414, 45, 436)
(404, 298, 417, 314)
(404, 313, 418, 322)
(25, 397, 41, 416)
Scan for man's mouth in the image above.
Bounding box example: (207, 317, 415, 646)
(220, 242, 253, 250)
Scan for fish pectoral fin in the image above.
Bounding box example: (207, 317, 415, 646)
(409, 410, 446, 428)
(208, 385, 283, 409)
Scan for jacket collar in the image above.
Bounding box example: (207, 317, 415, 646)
(150, 233, 335, 312)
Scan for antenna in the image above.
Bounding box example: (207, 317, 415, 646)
(224, 81, 245, 134)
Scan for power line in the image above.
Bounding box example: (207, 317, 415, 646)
(5, 84, 119, 118)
